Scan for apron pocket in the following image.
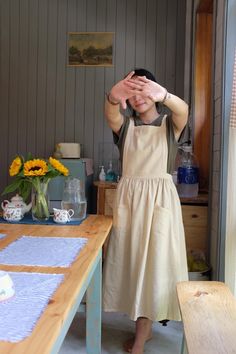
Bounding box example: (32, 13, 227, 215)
(151, 205, 170, 237)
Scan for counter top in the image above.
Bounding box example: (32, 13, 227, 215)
(94, 181, 208, 205)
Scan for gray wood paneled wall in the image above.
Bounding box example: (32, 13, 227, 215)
(0, 0, 187, 201)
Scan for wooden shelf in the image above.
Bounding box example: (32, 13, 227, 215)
(93, 181, 117, 189)
(180, 193, 208, 205)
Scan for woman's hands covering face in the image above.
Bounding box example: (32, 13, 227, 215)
(125, 76, 167, 103)
(109, 73, 166, 109)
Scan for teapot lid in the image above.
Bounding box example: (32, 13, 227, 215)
(11, 194, 24, 203)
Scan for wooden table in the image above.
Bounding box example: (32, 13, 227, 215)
(0, 215, 112, 354)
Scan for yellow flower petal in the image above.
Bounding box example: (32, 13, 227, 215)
(9, 157, 22, 176)
(24, 159, 48, 176)
(49, 157, 69, 176)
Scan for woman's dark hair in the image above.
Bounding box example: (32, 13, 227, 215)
(126, 68, 161, 117)
(132, 68, 157, 82)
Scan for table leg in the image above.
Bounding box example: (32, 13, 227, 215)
(86, 255, 102, 354)
(181, 332, 188, 354)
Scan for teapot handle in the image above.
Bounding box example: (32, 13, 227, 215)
(1, 200, 10, 210)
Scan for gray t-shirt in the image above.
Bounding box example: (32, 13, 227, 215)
(113, 112, 189, 174)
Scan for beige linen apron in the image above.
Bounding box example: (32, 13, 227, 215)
(103, 116, 188, 321)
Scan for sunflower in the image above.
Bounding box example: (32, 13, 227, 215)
(24, 159, 48, 176)
(49, 157, 69, 176)
(9, 156, 22, 176)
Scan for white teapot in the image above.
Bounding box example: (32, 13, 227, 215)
(1, 194, 32, 216)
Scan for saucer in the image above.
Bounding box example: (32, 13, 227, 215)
(53, 218, 69, 224)
(3, 215, 23, 222)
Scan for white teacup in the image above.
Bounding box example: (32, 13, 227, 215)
(0, 271, 15, 302)
(53, 208, 74, 224)
(3, 206, 24, 222)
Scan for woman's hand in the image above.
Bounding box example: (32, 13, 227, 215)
(109, 71, 146, 109)
(109, 73, 167, 109)
(129, 76, 188, 138)
(126, 76, 167, 103)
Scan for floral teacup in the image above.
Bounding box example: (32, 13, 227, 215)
(0, 271, 15, 302)
(2, 206, 24, 222)
(53, 208, 74, 224)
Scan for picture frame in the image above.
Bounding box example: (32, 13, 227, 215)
(68, 32, 114, 67)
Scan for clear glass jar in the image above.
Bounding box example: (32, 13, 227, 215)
(61, 177, 87, 221)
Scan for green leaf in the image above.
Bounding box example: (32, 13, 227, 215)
(1, 178, 23, 195)
(18, 169, 25, 177)
(46, 170, 60, 178)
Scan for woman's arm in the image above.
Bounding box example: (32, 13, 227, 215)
(105, 93, 124, 134)
(162, 92, 189, 139)
(105, 71, 143, 134)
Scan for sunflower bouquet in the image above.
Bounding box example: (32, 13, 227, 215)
(2, 154, 69, 221)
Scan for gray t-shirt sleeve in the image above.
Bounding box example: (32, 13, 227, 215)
(166, 115, 190, 173)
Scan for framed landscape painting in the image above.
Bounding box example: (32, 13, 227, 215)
(68, 32, 114, 67)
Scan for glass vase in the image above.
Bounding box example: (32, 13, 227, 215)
(31, 180, 50, 221)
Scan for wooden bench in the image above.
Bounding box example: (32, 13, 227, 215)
(176, 281, 236, 354)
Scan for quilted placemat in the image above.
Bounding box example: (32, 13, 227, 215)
(0, 272, 64, 342)
(0, 236, 88, 267)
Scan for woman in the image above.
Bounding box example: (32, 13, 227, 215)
(103, 69, 189, 354)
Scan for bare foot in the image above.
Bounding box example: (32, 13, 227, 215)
(131, 342, 145, 354)
(123, 337, 135, 353)
(123, 333, 152, 353)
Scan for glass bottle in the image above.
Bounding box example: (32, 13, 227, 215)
(177, 145, 199, 198)
(105, 161, 117, 182)
(99, 166, 106, 181)
(61, 177, 87, 221)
